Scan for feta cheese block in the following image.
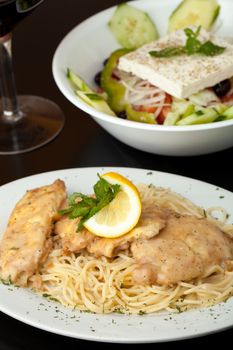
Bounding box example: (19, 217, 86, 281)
(118, 27, 233, 99)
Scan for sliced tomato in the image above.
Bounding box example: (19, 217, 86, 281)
(135, 105, 157, 113)
(156, 109, 168, 124)
(221, 93, 233, 104)
(156, 94, 172, 124)
(97, 87, 104, 94)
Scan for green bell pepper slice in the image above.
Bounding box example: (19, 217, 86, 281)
(126, 104, 156, 124)
(101, 48, 132, 114)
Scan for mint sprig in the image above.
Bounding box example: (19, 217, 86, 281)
(185, 26, 202, 55)
(59, 174, 121, 231)
(149, 26, 225, 58)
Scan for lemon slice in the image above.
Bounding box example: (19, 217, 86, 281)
(84, 172, 142, 238)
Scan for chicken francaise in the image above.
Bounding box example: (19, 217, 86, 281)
(0, 180, 66, 286)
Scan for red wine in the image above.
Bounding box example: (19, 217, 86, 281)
(0, 0, 44, 37)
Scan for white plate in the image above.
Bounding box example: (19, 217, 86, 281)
(0, 167, 233, 343)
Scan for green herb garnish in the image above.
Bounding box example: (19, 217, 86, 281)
(150, 46, 186, 57)
(0, 276, 12, 285)
(59, 174, 121, 231)
(198, 40, 225, 56)
(42, 293, 51, 298)
(149, 26, 225, 58)
(138, 310, 146, 315)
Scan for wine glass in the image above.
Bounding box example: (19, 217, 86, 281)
(0, 0, 64, 155)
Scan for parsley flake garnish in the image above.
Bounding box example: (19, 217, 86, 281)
(59, 174, 121, 231)
(149, 26, 225, 58)
(0, 276, 12, 285)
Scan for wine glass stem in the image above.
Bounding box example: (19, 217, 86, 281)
(0, 33, 22, 123)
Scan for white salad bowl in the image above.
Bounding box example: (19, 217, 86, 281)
(52, 0, 233, 156)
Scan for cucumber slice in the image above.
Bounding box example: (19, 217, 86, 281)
(67, 68, 92, 92)
(212, 103, 228, 114)
(168, 0, 220, 32)
(221, 105, 233, 120)
(172, 101, 195, 116)
(177, 108, 218, 125)
(76, 91, 116, 116)
(108, 3, 159, 49)
(164, 112, 181, 126)
(67, 69, 116, 116)
(164, 101, 195, 125)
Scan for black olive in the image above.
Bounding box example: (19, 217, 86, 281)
(103, 58, 109, 66)
(213, 79, 231, 97)
(94, 71, 102, 87)
(117, 111, 127, 119)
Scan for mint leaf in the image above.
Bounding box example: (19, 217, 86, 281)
(185, 26, 202, 55)
(149, 26, 226, 58)
(149, 46, 186, 58)
(59, 174, 121, 231)
(184, 26, 201, 38)
(198, 40, 225, 56)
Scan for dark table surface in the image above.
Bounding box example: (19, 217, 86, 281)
(0, 0, 233, 348)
